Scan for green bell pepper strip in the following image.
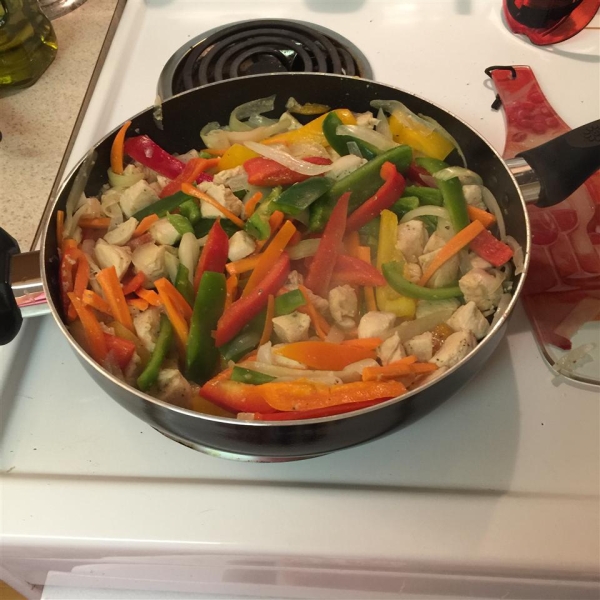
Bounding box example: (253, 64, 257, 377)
(198, 150, 214, 159)
(174, 263, 194, 306)
(246, 186, 282, 240)
(231, 366, 276, 385)
(403, 185, 443, 206)
(414, 157, 469, 232)
(271, 177, 332, 217)
(389, 196, 418, 218)
(274, 289, 306, 316)
(322, 111, 379, 160)
(308, 144, 412, 232)
(382, 261, 463, 300)
(219, 312, 265, 362)
(137, 314, 173, 392)
(132, 191, 192, 221)
(185, 271, 226, 384)
(179, 199, 202, 225)
(167, 213, 194, 236)
(194, 218, 240, 239)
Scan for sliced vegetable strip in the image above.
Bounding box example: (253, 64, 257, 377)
(181, 183, 245, 228)
(244, 156, 332, 187)
(159, 157, 219, 199)
(259, 295, 275, 345)
(304, 192, 349, 296)
(274, 341, 376, 370)
(247, 399, 385, 421)
(383, 262, 463, 300)
(467, 205, 496, 228)
(469, 229, 514, 267)
(67, 292, 107, 364)
(357, 245, 377, 312)
(361, 356, 439, 381)
(82, 289, 112, 316)
(298, 285, 330, 339)
(341, 337, 383, 350)
(104, 333, 136, 369)
(225, 274, 238, 310)
(72, 252, 90, 300)
(226, 254, 260, 276)
(121, 271, 146, 296)
(132, 214, 159, 238)
(135, 288, 161, 306)
(127, 298, 149, 311)
(155, 278, 189, 354)
(261, 380, 406, 412)
(331, 254, 386, 287)
(154, 277, 193, 321)
(199, 374, 278, 414)
(56, 210, 65, 248)
(244, 191, 263, 217)
(137, 314, 173, 392)
(110, 120, 132, 175)
(193, 219, 229, 291)
(96, 266, 134, 332)
(419, 220, 485, 286)
(243, 220, 296, 297)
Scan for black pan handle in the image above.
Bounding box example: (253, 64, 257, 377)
(517, 119, 600, 208)
(0, 227, 23, 345)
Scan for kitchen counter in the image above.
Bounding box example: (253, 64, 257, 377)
(0, 0, 119, 252)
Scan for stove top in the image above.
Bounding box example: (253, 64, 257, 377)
(158, 19, 373, 99)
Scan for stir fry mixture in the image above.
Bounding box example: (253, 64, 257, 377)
(58, 96, 523, 420)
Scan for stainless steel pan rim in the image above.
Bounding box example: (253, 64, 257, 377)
(40, 72, 532, 427)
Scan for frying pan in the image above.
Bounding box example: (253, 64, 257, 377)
(2, 73, 599, 461)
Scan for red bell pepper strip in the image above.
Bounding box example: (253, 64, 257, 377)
(104, 333, 136, 369)
(214, 252, 291, 347)
(304, 192, 350, 297)
(407, 162, 434, 187)
(345, 162, 406, 232)
(199, 378, 278, 414)
(159, 157, 218, 198)
(244, 156, 331, 187)
(330, 254, 386, 287)
(193, 219, 229, 291)
(124, 135, 213, 183)
(470, 229, 514, 267)
(247, 399, 386, 421)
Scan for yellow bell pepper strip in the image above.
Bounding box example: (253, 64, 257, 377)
(243, 220, 296, 297)
(418, 220, 485, 287)
(260, 379, 407, 412)
(388, 113, 454, 161)
(216, 143, 259, 171)
(262, 108, 357, 146)
(273, 341, 377, 371)
(96, 266, 134, 332)
(110, 120, 131, 175)
(356, 245, 377, 312)
(375, 210, 416, 318)
(67, 292, 108, 365)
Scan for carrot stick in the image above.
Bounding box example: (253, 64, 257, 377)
(56, 210, 65, 248)
(419, 220, 485, 287)
(357, 246, 377, 312)
(132, 214, 159, 238)
(153, 277, 193, 321)
(244, 191, 263, 217)
(362, 357, 438, 382)
(135, 288, 161, 306)
(226, 254, 260, 276)
(154, 278, 189, 354)
(224, 273, 238, 310)
(259, 295, 275, 345)
(159, 158, 221, 199)
(298, 284, 330, 339)
(67, 292, 108, 364)
(121, 271, 146, 296)
(341, 337, 383, 350)
(345, 230, 361, 258)
(96, 266, 134, 332)
(110, 120, 132, 175)
(243, 220, 296, 297)
(78, 217, 112, 229)
(72, 252, 90, 299)
(82, 289, 113, 316)
(181, 183, 245, 228)
(467, 205, 496, 229)
(127, 297, 149, 311)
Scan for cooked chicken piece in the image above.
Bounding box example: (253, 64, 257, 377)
(462, 184, 487, 209)
(326, 155, 367, 181)
(377, 331, 406, 365)
(133, 307, 161, 352)
(446, 301, 490, 340)
(228, 231, 256, 262)
(119, 180, 160, 218)
(458, 268, 505, 312)
(404, 331, 434, 362)
(149, 218, 181, 246)
(132, 243, 167, 283)
(103, 217, 138, 246)
(328, 285, 358, 330)
(156, 369, 193, 408)
(94, 239, 132, 280)
(423, 231, 447, 254)
(429, 331, 476, 368)
(396, 220, 428, 263)
(403, 262, 422, 284)
(358, 311, 396, 339)
(272, 312, 311, 344)
(418, 249, 460, 288)
(197, 182, 243, 218)
(415, 298, 461, 319)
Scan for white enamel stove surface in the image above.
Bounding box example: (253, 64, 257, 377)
(1, 1, 599, 599)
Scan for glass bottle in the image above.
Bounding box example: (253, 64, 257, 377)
(0, 0, 57, 96)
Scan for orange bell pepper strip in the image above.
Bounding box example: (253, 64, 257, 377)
(273, 341, 376, 371)
(341, 337, 382, 350)
(362, 356, 439, 382)
(255, 210, 285, 252)
(110, 120, 132, 175)
(96, 266, 134, 332)
(224, 273, 238, 310)
(67, 292, 108, 364)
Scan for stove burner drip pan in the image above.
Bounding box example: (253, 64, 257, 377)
(158, 19, 373, 99)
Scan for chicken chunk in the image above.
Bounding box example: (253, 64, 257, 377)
(119, 180, 159, 218)
(396, 220, 428, 263)
(149, 218, 181, 246)
(156, 369, 193, 408)
(286, 270, 304, 288)
(446, 301, 490, 340)
(283, 272, 328, 313)
(197, 182, 243, 218)
(403, 262, 422, 284)
(404, 331, 434, 362)
(132, 243, 167, 283)
(326, 154, 367, 181)
(328, 285, 358, 330)
(103, 217, 138, 246)
(429, 331, 476, 368)
(462, 184, 487, 209)
(133, 307, 161, 352)
(377, 331, 406, 365)
(419, 249, 460, 288)
(272, 312, 311, 343)
(423, 231, 447, 254)
(213, 165, 245, 186)
(228, 230, 256, 262)
(94, 239, 132, 280)
(458, 268, 505, 313)
(358, 311, 396, 339)
(415, 298, 461, 319)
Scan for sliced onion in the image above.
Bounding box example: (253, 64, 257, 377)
(107, 168, 144, 189)
(491, 293, 512, 328)
(229, 95, 276, 132)
(336, 125, 398, 151)
(394, 308, 455, 343)
(434, 167, 482, 185)
(419, 114, 467, 167)
(553, 343, 596, 376)
(285, 97, 330, 115)
(504, 235, 525, 275)
(400, 206, 450, 223)
(481, 187, 507, 240)
(347, 140, 363, 158)
(200, 122, 229, 149)
(370, 100, 435, 138)
(64, 150, 97, 238)
(244, 141, 333, 175)
(375, 108, 393, 140)
(287, 238, 320, 260)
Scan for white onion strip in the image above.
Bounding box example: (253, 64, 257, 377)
(336, 124, 398, 151)
(244, 141, 333, 175)
(400, 206, 450, 223)
(287, 238, 320, 260)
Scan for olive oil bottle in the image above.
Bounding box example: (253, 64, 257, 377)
(0, 0, 57, 95)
